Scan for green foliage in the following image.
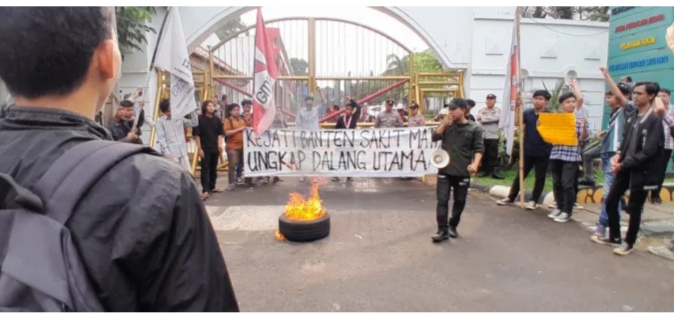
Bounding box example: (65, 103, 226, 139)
(115, 7, 156, 59)
(214, 18, 247, 41)
(542, 79, 566, 112)
(290, 58, 308, 76)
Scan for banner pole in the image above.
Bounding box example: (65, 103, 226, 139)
(516, 6, 525, 209)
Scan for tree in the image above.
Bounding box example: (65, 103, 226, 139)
(521, 6, 609, 22)
(115, 7, 156, 59)
(215, 18, 247, 41)
(290, 58, 308, 76)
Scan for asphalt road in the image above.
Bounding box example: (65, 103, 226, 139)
(203, 176, 674, 312)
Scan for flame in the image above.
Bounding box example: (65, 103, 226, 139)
(275, 230, 286, 241)
(283, 183, 327, 221)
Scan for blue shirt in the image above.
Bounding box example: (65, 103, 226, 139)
(522, 108, 552, 157)
(600, 101, 636, 154)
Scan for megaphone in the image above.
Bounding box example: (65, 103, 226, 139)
(431, 149, 450, 168)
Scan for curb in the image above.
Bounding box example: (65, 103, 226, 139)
(471, 183, 674, 237)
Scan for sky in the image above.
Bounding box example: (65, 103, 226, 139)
(209, 6, 429, 79)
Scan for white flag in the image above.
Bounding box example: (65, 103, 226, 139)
(154, 7, 197, 118)
(499, 21, 519, 158)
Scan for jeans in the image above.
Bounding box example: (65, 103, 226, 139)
(582, 144, 601, 180)
(605, 169, 649, 246)
(507, 155, 549, 202)
(200, 151, 220, 193)
(436, 174, 470, 230)
(236, 162, 243, 179)
(650, 148, 673, 199)
(596, 152, 622, 233)
(550, 159, 578, 214)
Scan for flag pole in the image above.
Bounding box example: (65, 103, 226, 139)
(516, 6, 525, 209)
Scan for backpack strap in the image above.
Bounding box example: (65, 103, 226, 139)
(33, 140, 153, 225)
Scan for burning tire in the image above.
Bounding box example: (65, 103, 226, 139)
(278, 213, 331, 242)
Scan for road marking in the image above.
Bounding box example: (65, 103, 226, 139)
(207, 205, 284, 231)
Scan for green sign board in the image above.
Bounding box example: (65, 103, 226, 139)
(605, 6, 674, 170)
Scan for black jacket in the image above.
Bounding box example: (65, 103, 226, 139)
(619, 108, 664, 187)
(335, 100, 361, 129)
(0, 106, 238, 312)
(108, 109, 145, 144)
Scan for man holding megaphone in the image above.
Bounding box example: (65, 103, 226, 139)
(430, 98, 485, 242)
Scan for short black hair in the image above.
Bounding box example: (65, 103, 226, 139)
(119, 100, 134, 108)
(634, 82, 660, 98)
(241, 99, 252, 106)
(0, 7, 115, 99)
(466, 99, 476, 107)
(227, 103, 240, 114)
(159, 99, 170, 113)
(385, 100, 395, 106)
(304, 96, 314, 102)
(201, 100, 214, 114)
(558, 92, 576, 104)
(617, 83, 632, 96)
(447, 98, 468, 109)
(532, 90, 551, 101)
(660, 88, 671, 96)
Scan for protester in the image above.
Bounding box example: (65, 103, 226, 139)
(193, 100, 225, 200)
(236, 99, 253, 185)
(600, 82, 665, 256)
(333, 97, 361, 182)
(431, 99, 484, 242)
(547, 92, 588, 223)
(477, 94, 503, 179)
(465, 99, 476, 122)
(223, 103, 252, 190)
(295, 95, 326, 182)
(156, 99, 199, 171)
(497, 90, 552, 209)
(374, 99, 403, 128)
(649, 88, 673, 204)
(216, 94, 228, 119)
(588, 85, 634, 242)
(108, 100, 143, 144)
(407, 102, 426, 127)
(0, 7, 238, 311)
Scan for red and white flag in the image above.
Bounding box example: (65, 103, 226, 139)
(252, 7, 279, 135)
(498, 20, 520, 158)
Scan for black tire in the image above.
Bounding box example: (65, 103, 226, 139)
(278, 213, 331, 242)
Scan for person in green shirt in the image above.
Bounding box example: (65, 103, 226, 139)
(431, 98, 485, 242)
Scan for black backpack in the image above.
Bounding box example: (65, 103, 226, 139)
(0, 140, 154, 311)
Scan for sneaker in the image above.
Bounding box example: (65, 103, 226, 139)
(548, 202, 557, 209)
(574, 203, 584, 210)
(554, 212, 572, 222)
(431, 230, 449, 242)
(613, 242, 634, 256)
(226, 183, 236, 191)
(525, 201, 537, 210)
(547, 209, 562, 219)
(496, 197, 514, 205)
(236, 177, 244, 185)
(590, 235, 621, 246)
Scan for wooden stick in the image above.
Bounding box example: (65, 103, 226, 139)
(516, 7, 526, 209)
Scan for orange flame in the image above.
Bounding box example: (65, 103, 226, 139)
(283, 183, 327, 221)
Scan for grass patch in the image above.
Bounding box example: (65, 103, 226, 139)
(474, 169, 674, 193)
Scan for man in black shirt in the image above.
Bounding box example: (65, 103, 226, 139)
(108, 100, 144, 144)
(497, 90, 552, 209)
(193, 100, 225, 200)
(431, 98, 484, 242)
(600, 82, 665, 256)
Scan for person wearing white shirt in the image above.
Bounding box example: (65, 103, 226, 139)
(650, 88, 674, 204)
(156, 99, 199, 171)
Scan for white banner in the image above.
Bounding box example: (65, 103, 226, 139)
(243, 127, 442, 177)
(154, 7, 197, 118)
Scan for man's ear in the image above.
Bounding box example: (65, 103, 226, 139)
(95, 40, 117, 80)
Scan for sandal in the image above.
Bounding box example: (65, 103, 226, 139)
(201, 192, 209, 200)
(210, 188, 224, 193)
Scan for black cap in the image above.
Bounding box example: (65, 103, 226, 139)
(385, 99, 395, 106)
(409, 103, 420, 109)
(119, 100, 134, 108)
(486, 94, 497, 99)
(446, 98, 468, 110)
